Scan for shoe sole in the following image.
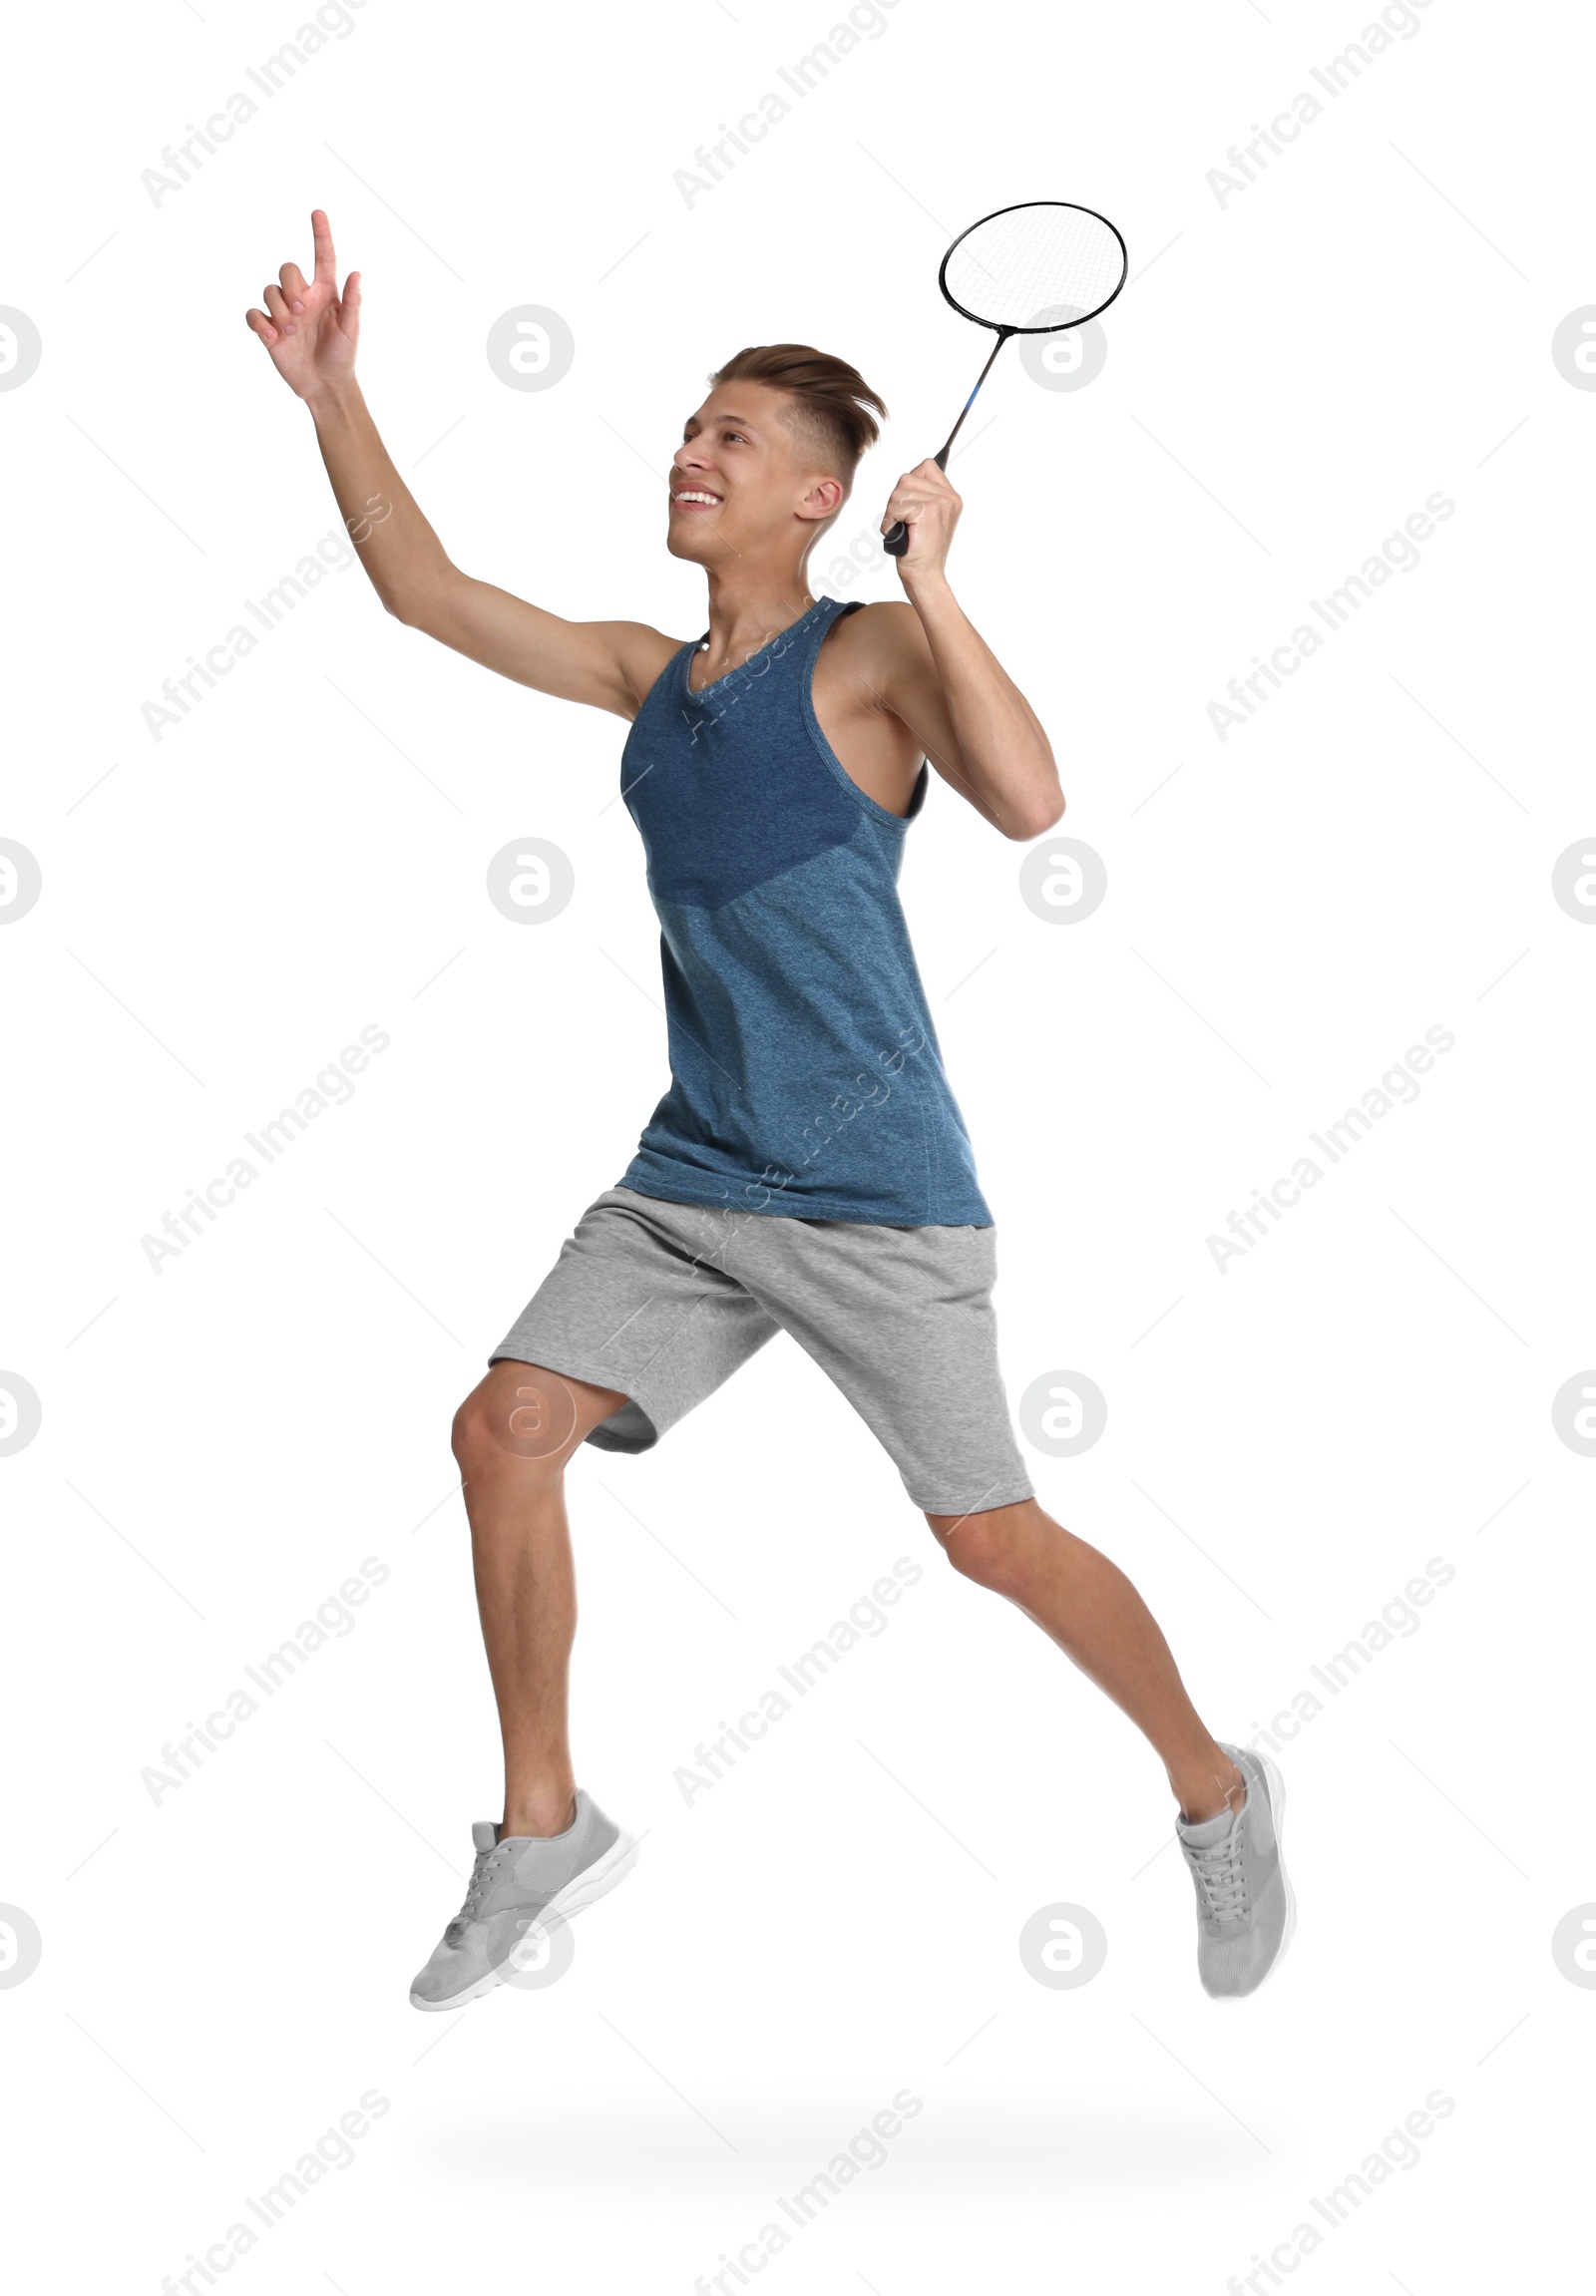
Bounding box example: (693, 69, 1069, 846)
(410, 1829, 641, 2012)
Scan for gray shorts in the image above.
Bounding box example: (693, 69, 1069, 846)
(490, 1186, 1034, 1517)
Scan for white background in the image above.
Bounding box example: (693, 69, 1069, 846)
(2, 0, 1590, 2286)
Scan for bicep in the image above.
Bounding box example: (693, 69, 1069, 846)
(400, 569, 674, 718)
(862, 605, 981, 807)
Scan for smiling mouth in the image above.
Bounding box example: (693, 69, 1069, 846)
(670, 490, 722, 510)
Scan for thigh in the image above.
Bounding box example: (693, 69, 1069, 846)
(730, 1216, 1036, 1517)
(490, 1188, 781, 1454)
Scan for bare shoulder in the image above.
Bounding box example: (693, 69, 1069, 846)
(824, 599, 931, 695)
(831, 598, 926, 659)
(607, 620, 685, 717)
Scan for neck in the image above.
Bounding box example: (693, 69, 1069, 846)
(696, 554, 819, 670)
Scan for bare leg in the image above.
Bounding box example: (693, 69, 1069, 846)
(451, 1360, 626, 1838)
(925, 1498, 1245, 1822)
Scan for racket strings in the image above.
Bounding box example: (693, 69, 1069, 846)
(945, 204, 1124, 331)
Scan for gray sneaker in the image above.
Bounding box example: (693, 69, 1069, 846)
(410, 1789, 639, 2011)
(1176, 1742, 1295, 1999)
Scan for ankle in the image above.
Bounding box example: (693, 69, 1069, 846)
(1172, 1748, 1246, 1825)
(503, 1787, 577, 1839)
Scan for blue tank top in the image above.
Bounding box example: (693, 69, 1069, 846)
(615, 593, 992, 1226)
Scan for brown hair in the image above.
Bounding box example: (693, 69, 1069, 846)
(708, 343, 887, 490)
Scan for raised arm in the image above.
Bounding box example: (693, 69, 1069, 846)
(870, 457, 1064, 841)
(244, 210, 674, 719)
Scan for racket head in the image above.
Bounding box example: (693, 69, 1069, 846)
(938, 200, 1128, 337)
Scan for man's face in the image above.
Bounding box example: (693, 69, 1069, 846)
(666, 381, 844, 564)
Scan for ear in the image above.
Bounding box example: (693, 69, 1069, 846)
(795, 475, 846, 525)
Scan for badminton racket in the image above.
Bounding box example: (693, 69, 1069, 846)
(883, 199, 1128, 556)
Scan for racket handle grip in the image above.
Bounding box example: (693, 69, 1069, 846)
(882, 448, 948, 557)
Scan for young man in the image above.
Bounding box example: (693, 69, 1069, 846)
(246, 211, 1294, 2009)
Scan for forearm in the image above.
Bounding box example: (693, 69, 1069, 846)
(304, 377, 452, 616)
(901, 570, 1062, 837)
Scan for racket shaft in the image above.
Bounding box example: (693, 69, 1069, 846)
(883, 333, 1008, 556)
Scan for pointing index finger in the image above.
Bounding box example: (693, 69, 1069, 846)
(311, 207, 336, 287)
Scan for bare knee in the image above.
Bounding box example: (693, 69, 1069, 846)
(452, 1361, 590, 1483)
(927, 1499, 1041, 1593)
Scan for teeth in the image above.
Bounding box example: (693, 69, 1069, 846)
(672, 491, 720, 506)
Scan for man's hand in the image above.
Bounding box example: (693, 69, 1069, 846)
(244, 208, 359, 403)
(881, 458, 962, 581)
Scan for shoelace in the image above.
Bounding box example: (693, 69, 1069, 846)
(1187, 1822, 1250, 1924)
(456, 1844, 514, 1925)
